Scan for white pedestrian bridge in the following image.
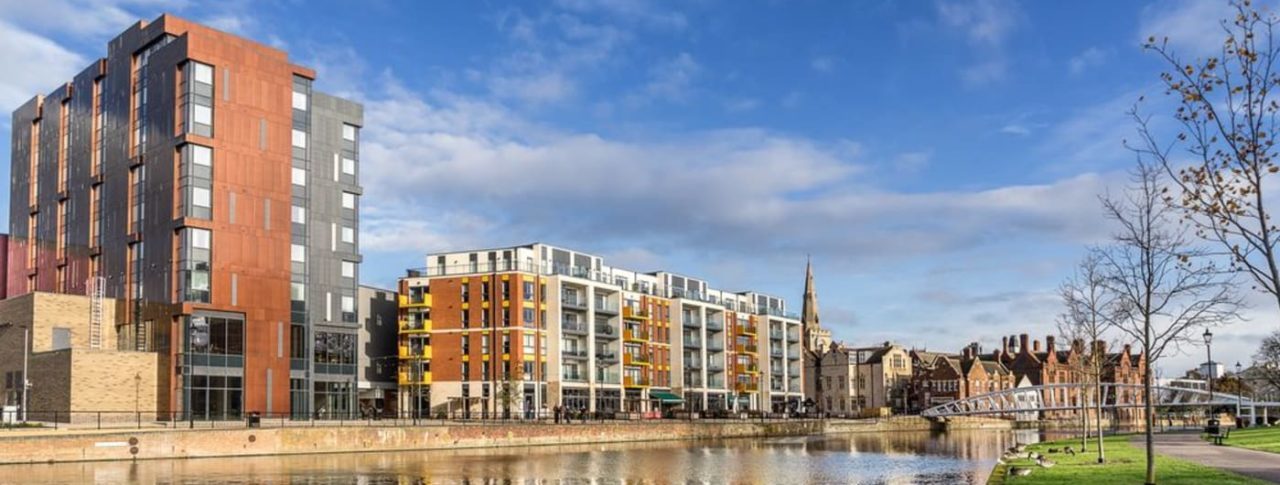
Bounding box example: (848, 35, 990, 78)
(921, 382, 1280, 424)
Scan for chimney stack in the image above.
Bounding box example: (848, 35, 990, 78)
(1002, 336, 1009, 355)
(1033, 339, 1041, 353)
(1020, 334, 1030, 355)
(1046, 335, 1056, 351)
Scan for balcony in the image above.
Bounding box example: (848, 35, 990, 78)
(683, 358, 702, 369)
(734, 381, 759, 393)
(786, 331, 800, 343)
(683, 374, 704, 388)
(398, 318, 432, 333)
(624, 328, 650, 342)
(705, 319, 724, 332)
(562, 321, 589, 335)
(736, 323, 758, 336)
(397, 370, 432, 386)
(596, 370, 620, 384)
(398, 294, 431, 308)
(682, 317, 702, 329)
(595, 300, 618, 315)
(706, 341, 724, 352)
(623, 306, 650, 320)
(562, 372, 587, 382)
(595, 324, 618, 339)
(624, 375, 651, 388)
(770, 348, 783, 358)
(682, 335, 702, 348)
(624, 353, 650, 366)
(398, 346, 432, 360)
(707, 362, 725, 372)
(735, 342, 759, 354)
(562, 296, 588, 310)
(597, 350, 619, 363)
(787, 352, 801, 361)
(562, 348, 589, 359)
(735, 363, 760, 374)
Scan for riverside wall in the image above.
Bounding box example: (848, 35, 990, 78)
(0, 416, 1012, 465)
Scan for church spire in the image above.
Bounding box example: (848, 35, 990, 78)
(801, 255, 822, 351)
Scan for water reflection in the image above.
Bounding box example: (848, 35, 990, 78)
(5, 430, 1025, 484)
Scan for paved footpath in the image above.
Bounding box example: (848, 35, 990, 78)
(1135, 432, 1280, 483)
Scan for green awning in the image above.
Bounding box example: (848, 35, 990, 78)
(650, 391, 684, 403)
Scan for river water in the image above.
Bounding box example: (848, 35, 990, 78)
(4, 429, 1037, 484)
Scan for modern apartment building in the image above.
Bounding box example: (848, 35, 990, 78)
(356, 285, 398, 416)
(5, 15, 363, 420)
(396, 243, 805, 417)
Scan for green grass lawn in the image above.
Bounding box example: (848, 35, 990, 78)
(1214, 426, 1280, 454)
(991, 435, 1268, 485)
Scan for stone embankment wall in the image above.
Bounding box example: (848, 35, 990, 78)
(0, 420, 824, 465)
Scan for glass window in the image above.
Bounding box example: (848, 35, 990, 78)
(291, 91, 307, 111)
(341, 261, 355, 278)
(193, 63, 214, 84)
(191, 228, 211, 249)
(291, 244, 305, 263)
(291, 167, 306, 186)
(192, 145, 212, 166)
(193, 105, 213, 126)
(292, 129, 307, 148)
(341, 192, 356, 209)
(342, 157, 356, 175)
(291, 205, 306, 224)
(342, 124, 357, 141)
(291, 282, 305, 301)
(341, 226, 354, 243)
(342, 296, 355, 313)
(192, 187, 211, 209)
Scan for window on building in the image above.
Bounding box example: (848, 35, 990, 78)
(291, 167, 306, 186)
(292, 91, 308, 111)
(180, 144, 213, 219)
(341, 157, 356, 175)
(291, 205, 306, 224)
(342, 123, 357, 142)
(341, 296, 356, 322)
(178, 228, 211, 302)
(341, 226, 354, 244)
(341, 192, 356, 209)
(291, 244, 305, 263)
(341, 261, 355, 279)
(292, 129, 307, 148)
(181, 61, 215, 137)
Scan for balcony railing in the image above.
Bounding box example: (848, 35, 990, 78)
(562, 297, 588, 310)
(623, 306, 650, 320)
(706, 341, 724, 352)
(786, 332, 800, 343)
(736, 324, 758, 336)
(624, 328, 650, 342)
(787, 352, 801, 361)
(735, 363, 760, 374)
(595, 325, 618, 339)
(623, 376, 651, 388)
(707, 362, 725, 372)
(563, 348, 588, 359)
(597, 350, 618, 362)
(707, 376, 725, 388)
(595, 300, 618, 314)
(624, 353, 650, 366)
(682, 317, 702, 328)
(705, 319, 724, 332)
(682, 336, 701, 348)
(770, 348, 783, 357)
(562, 321, 588, 335)
(562, 372, 586, 382)
(398, 346, 432, 360)
(683, 374, 703, 388)
(736, 343, 759, 353)
(596, 370, 620, 384)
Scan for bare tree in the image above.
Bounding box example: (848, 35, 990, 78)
(1136, 0, 1280, 314)
(1057, 251, 1118, 464)
(1255, 330, 1280, 392)
(1096, 161, 1241, 485)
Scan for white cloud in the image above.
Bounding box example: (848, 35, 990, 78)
(936, 0, 1022, 86)
(1138, 0, 1236, 58)
(630, 52, 700, 104)
(1068, 46, 1108, 75)
(0, 20, 85, 112)
(892, 151, 932, 173)
(552, 0, 688, 31)
(1000, 124, 1031, 136)
(0, 0, 185, 38)
(810, 56, 836, 72)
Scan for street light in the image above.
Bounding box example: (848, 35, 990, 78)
(0, 323, 30, 423)
(1203, 329, 1214, 418)
(1235, 361, 1244, 428)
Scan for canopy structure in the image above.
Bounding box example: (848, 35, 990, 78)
(650, 391, 683, 403)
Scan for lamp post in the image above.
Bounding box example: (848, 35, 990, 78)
(1235, 361, 1244, 429)
(1203, 329, 1213, 416)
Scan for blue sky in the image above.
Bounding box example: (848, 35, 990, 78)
(0, 0, 1272, 374)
